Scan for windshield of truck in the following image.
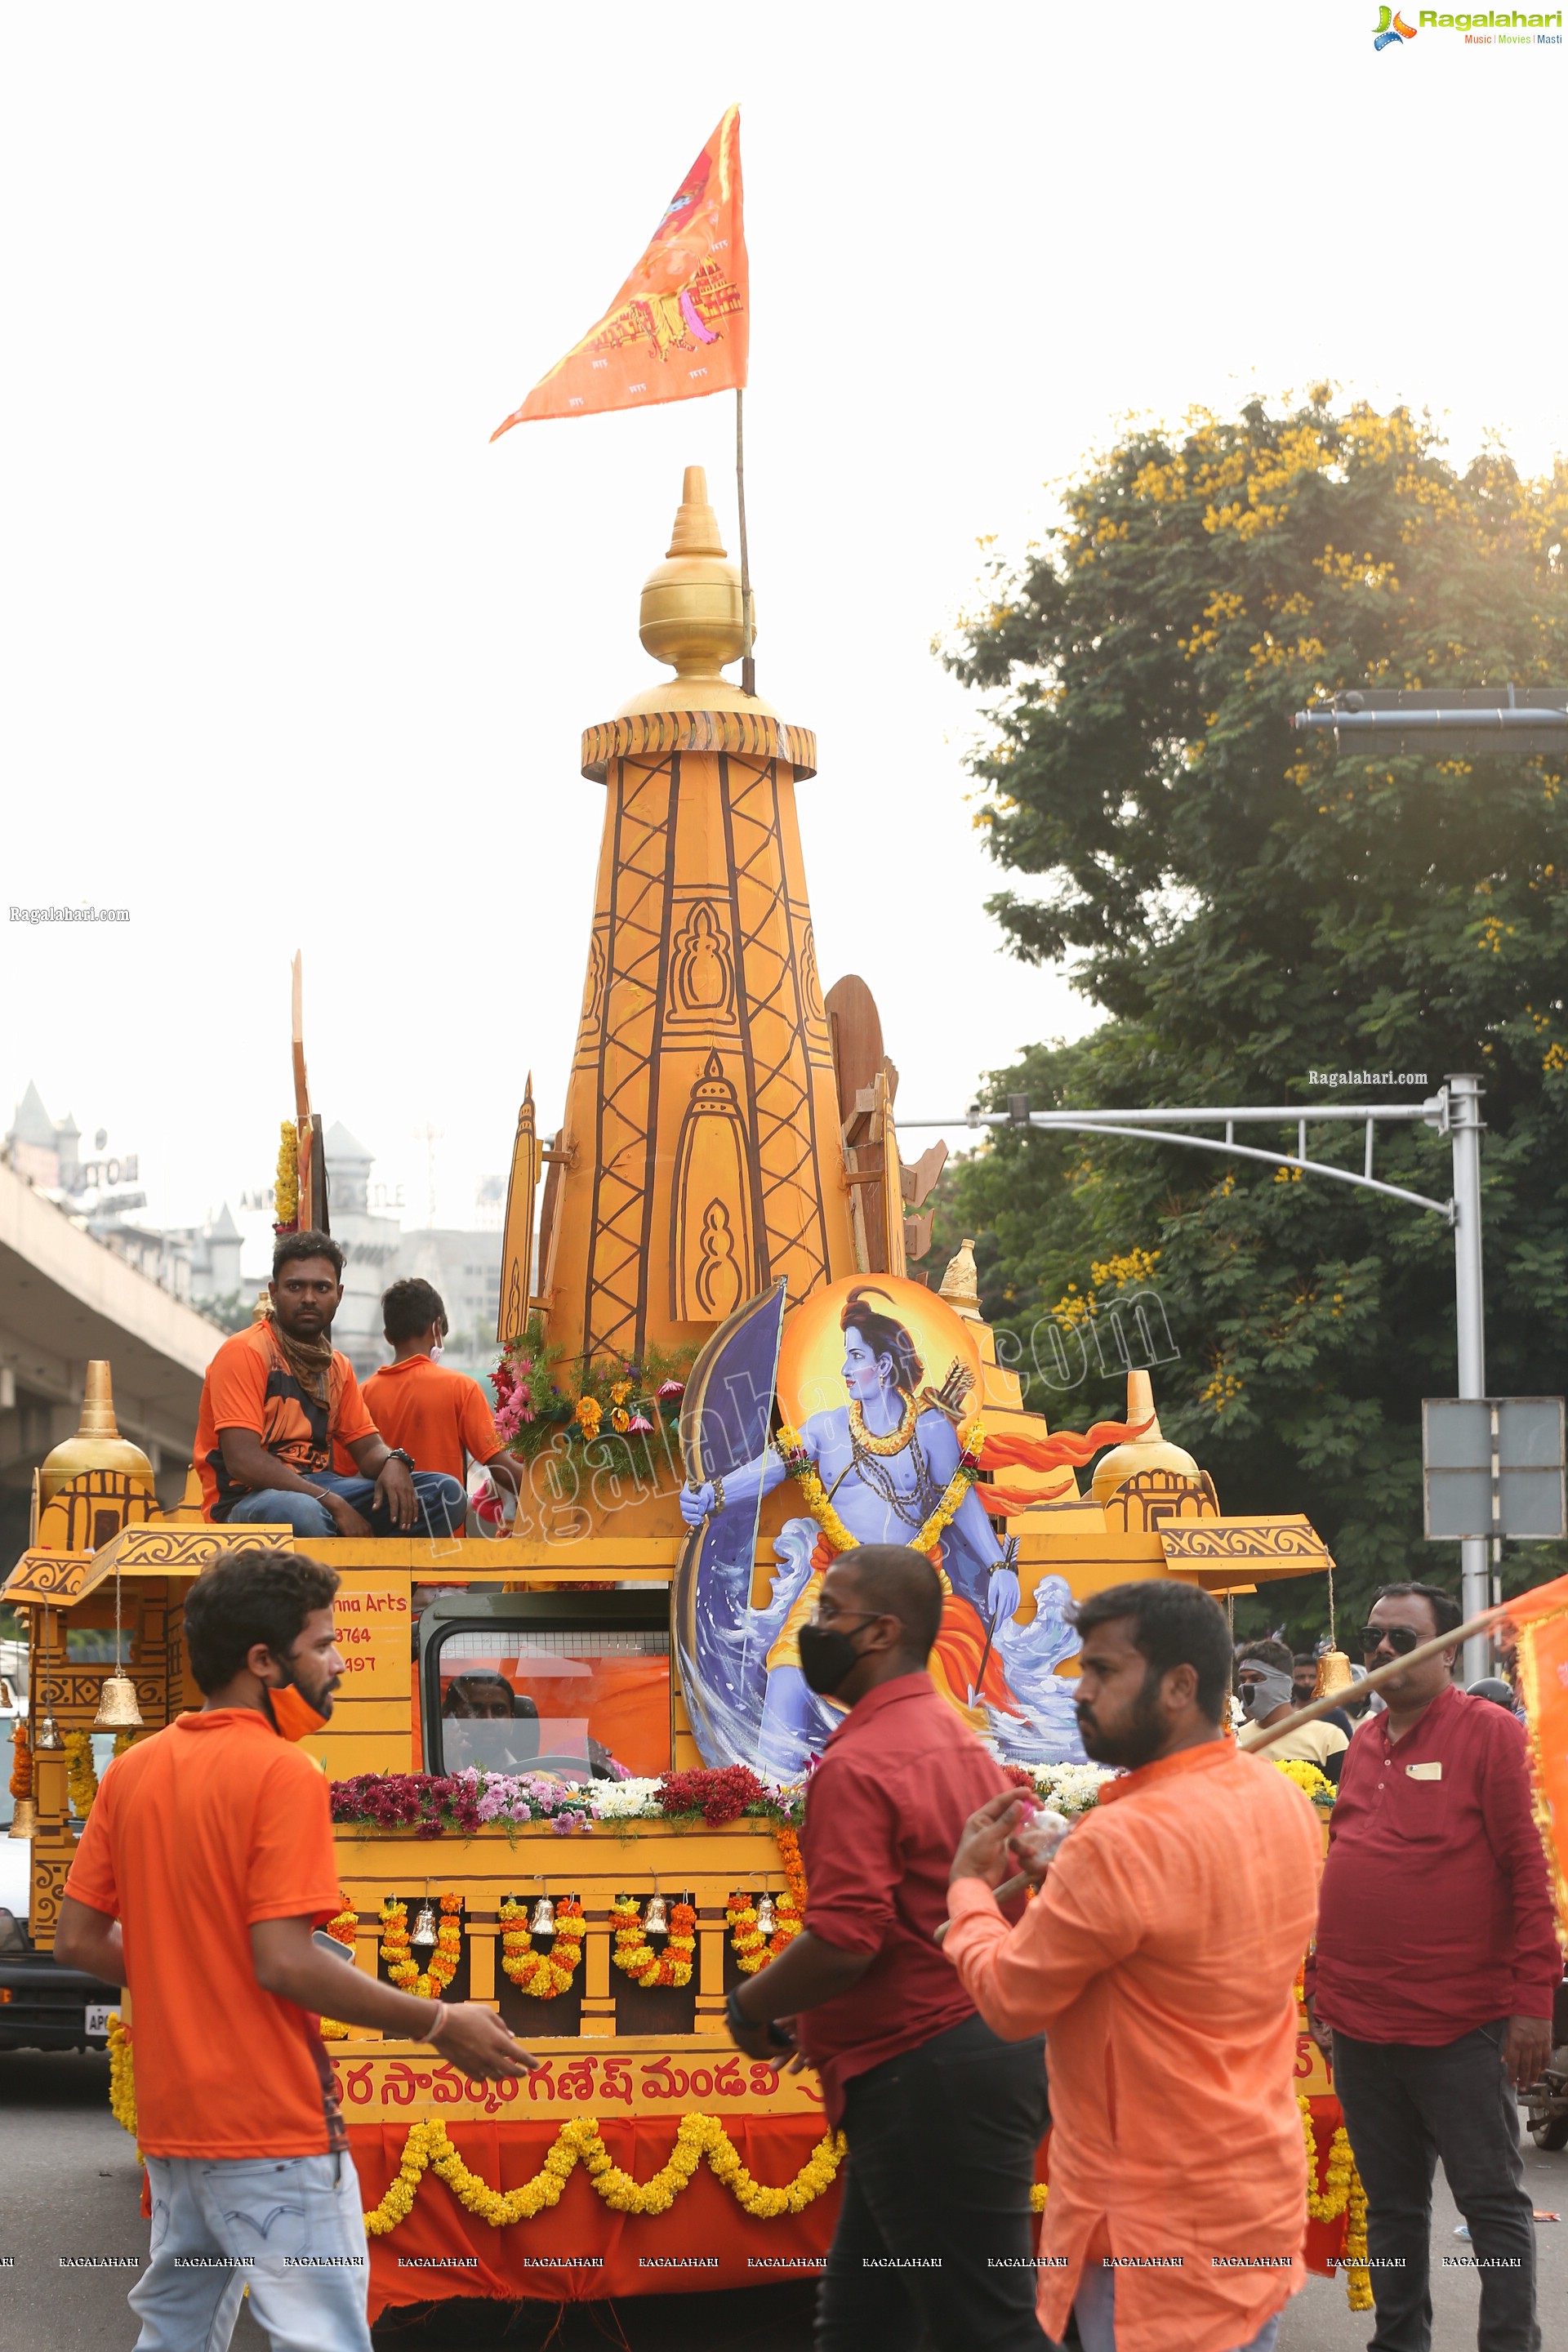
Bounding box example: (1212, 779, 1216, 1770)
(430, 1625, 670, 1781)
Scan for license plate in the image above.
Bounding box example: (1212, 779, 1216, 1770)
(85, 2004, 113, 2036)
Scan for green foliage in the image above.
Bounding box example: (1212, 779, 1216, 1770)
(194, 1290, 257, 1335)
(933, 392, 1568, 1637)
(494, 1321, 697, 1495)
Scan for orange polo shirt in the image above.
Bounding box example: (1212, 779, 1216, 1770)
(945, 1738, 1321, 2352)
(348, 1353, 501, 1485)
(65, 1710, 346, 2159)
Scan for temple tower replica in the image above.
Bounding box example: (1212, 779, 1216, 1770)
(540, 467, 857, 1366)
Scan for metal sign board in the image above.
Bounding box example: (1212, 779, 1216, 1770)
(1423, 1396, 1566, 1541)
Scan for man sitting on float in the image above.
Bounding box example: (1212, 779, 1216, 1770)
(194, 1231, 467, 1539)
(681, 1285, 1024, 1740)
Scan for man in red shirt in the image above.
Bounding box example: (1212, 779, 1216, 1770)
(1306, 1580, 1560, 2352)
(195, 1232, 466, 1539)
(56, 1546, 533, 2350)
(724, 1544, 1049, 2352)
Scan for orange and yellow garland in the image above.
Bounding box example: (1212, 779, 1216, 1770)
(499, 1896, 586, 1998)
(610, 1896, 697, 1988)
(320, 1894, 360, 2041)
(725, 1888, 802, 1972)
(9, 1721, 29, 1806)
(380, 1893, 463, 2001)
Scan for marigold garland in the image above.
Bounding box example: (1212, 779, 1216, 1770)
(320, 1894, 360, 2041)
(274, 1121, 299, 1227)
(775, 1419, 983, 1560)
(610, 1895, 697, 1988)
(64, 1729, 99, 1820)
(9, 1721, 30, 1804)
(363, 2113, 845, 2236)
(726, 1890, 802, 1973)
(380, 1892, 462, 2001)
(1274, 1757, 1337, 1806)
(107, 2015, 139, 2147)
(1298, 2094, 1373, 2314)
(499, 1895, 586, 1998)
(773, 1822, 808, 1907)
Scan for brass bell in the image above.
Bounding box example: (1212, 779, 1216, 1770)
(8, 1796, 37, 1841)
(644, 1891, 669, 1936)
(529, 1894, 555, 1936)
(755, 1892, 776, 1936)
(94, 1673, 144, 1731)
(410, 1901, 439, 1949)
(1313, 1650, 1354, 1699)
(33, 1713, 63, 1752)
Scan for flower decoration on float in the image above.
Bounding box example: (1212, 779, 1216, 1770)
(64, 1728, 99, 1821)
(380, 1892, 462, 2000)
(491, 1318, 695, 1472)
(274, 1122, 299, 1233)
(1273, 1757, 1337, 1808)
(319, 1894, 360, 2041)
(363, 2113, 846, 2234)
(726, 1885, 802, 1972)
(610, 1894, 697, 1987)
(498, 1893, 586, 1998)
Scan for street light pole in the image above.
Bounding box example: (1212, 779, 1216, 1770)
(1446, 1075, 1491, 1680)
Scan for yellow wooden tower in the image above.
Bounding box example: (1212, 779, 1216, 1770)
(532, 466, 858, 1368)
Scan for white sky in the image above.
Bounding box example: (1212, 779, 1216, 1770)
(2, 4, 1562, 1236)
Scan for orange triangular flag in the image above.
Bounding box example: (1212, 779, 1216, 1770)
(492, 105, 747, 436)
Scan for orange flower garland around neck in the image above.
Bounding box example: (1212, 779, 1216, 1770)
(380, 1893, 463, 2001)
(498, 1896, 586, 1998)
(610, 1896, 697, 1988)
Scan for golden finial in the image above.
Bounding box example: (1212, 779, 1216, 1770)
(938, 1237, 982, 1323)
(39, 1361, 155, 1508)
(1089, 1367, 1203, 1506)
(617, 466, 775, 721)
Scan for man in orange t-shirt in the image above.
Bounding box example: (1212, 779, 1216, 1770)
(348, 1278, 522, 1507)
(56, 1547, 535, 2351)
(944, 1580, 1321, 2352)
(194, 1232, 466, 1540)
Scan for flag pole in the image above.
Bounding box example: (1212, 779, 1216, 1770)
(736, 386, 755, 697)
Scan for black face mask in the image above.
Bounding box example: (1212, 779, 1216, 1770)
(798, 1613, 880, 1697)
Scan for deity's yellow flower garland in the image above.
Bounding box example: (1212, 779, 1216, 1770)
(363, 2113, 845, 2235)
(775, 1419, 985, 1560)
(725, 1889, 801, 1972)
(380, 1893, 462, 2001)
(320, 1895, 360, 2040)
(1298, 2094, 1372, 2313)
(499, 1895, 586, 1998)
(610, 1896, 696, 1987)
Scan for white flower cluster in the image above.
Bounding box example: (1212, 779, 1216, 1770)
(1023, 1761, 1118, 1815)
(587, 1777, 667, 1820)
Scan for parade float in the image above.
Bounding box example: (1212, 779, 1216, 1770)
(0, 465, 1371, 2317)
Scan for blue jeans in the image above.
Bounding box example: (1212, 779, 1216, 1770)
(225, 1470, 466, 1541)
(1074, 2264, 1281, 2352)
(130, 2149, 372, 2351)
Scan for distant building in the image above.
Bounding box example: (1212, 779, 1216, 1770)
(3, 1082, 239, 1314)
(322, 1121, 403, 1375)
(394, 1228, 503, 1360)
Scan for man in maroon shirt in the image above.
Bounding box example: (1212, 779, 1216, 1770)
(1305, 1580, 1560, 2352)
(725, 1544, 1050, 2352)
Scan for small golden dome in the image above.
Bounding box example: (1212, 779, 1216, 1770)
(39, 1361, 156, 1508)
(1090, 1367, 1203, 1506)
(938, 1237, 982, 1324)
(617, 466, 774, 719)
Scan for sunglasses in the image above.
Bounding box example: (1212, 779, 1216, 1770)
(1358, 1624, 1422, 1657)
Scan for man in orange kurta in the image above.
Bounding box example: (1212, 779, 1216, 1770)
(944, 1579, 1321, 2352)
